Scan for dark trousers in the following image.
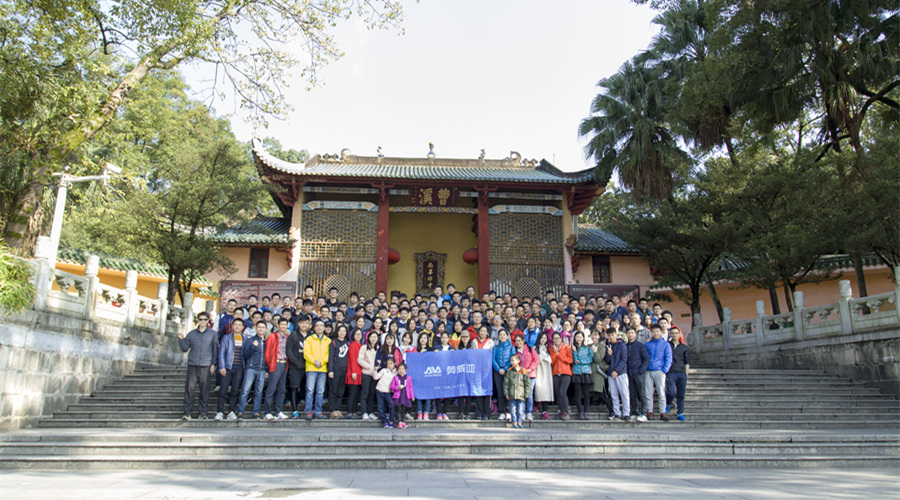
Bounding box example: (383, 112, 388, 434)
(376, 391, 394, 424)
(572, 382, 591, 414)
(666, 371, 687, 414)
(553, 374, 571, 414)
(216, 366, 244, 413)
(474, 395, 490, 418)
(183, 365, 211, 417)
(329, 370, 347, 411)
(264, 362, 287, 415)
(629, 371, 646, 415)
(457, 396, 470, 416)
(437, 398, 451, 415)
(394, 402, 409, 424)
(347, 384, 361, 414)
(493, 371, 508, 414)
(592, 381, 613, 413)
(289, 367, 305, 412)
(360, 374, 376, 414)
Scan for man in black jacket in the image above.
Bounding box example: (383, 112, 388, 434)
(286, 315, 309, 418)
(625, 327, 650, 422)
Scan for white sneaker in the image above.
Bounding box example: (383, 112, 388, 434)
(368, 413, 377, 420)
(226, 412, 237, 421)
(214, 412, 224, 421)
(265, 413, 275, 421)
(637, 414, 648, 422)
(362, 413, 370, 420)
(525, 413, 533, 421)
(498, 413, 507, 421)
(276, 412, 288, 420)
(505, 413, 511, 421)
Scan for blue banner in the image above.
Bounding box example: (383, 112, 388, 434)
(406, 350, 493, 399)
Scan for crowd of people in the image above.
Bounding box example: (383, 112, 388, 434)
(178, 284, 690, 428)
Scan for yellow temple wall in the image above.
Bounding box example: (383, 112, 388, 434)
(387, 212, 477, 296)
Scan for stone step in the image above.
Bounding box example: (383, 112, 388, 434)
(3, 440, 897, 457)
(2, 453, 896, 470)
(48, 410, 900, 422)
(36, 418, 899, 430)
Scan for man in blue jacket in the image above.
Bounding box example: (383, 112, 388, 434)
(643, 323, 673, 421)
(625, 327, 650, 422)
(237, 321, 268, 419)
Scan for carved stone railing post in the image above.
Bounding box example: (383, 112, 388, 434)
(205, 300, 215, 314)
(83, 255, 100, 321)
(124, 270, 138, 328)
(894, 266, 900, 326)
(691, 312, 703, 354)
(722, 307, 732, 351)
(32, 236, 52, 311)
(793, 291, 806, 341)
(157, 282, 169, 335)
(754, 300, 766, 346)
(182, 292, 195, 335)
(838, 280, 853, 335)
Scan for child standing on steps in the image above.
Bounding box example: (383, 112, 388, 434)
(374, 357, 397, 428)
(390, 362, 415, 429)
(503, 353, 530, 429)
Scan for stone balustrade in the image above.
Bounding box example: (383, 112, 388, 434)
(27, 236, 194, 337)
(690, 268, 900, 355)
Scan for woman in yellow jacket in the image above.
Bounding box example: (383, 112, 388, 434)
(302, 320, 331, 419)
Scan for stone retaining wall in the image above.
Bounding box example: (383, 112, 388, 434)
(0, 310, 186, 430)
(696, 328, 900, 396)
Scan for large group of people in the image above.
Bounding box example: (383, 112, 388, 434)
(179, 284, 690, 427)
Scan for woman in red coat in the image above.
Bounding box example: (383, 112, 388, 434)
(344, 328, 364, 419)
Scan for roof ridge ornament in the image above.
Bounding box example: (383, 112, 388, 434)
(341, 148, 351, 161)
(427, 142, 436, 159)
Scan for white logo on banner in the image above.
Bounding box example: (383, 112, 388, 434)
(424, 366, 442, 377)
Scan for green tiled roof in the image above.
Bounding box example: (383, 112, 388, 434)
(575, 226, 639, 254)
(57, 248, 212, 285)
(207, 217, 292, 246)
(252, 139, 597, 185)
(650, 253, 885, 290)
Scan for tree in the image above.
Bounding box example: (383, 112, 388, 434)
(0, 242, 35, 315)
(579, 60, 687, 201)
(2, 0, 406, 252)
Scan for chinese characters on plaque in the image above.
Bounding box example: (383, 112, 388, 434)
(414, 251, 447, 295)
(411, 187, 458, 207)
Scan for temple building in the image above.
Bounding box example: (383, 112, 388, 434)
(207, 141, 602, 301)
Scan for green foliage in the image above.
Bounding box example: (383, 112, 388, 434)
(0, 242, 36, 315)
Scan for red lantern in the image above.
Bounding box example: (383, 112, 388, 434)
(388, 247, 401, 264)
(463, 247, 478, 265)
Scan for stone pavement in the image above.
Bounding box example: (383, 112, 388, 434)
(1, 467, 899, 499)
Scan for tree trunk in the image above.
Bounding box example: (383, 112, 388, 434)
(3, 164, 48, 253)
(689, 283, 702, 330)
(767, 280, 781, 315)
(782, 277, 794, 312)
(852, 253, 868, 298)
(703, 271, 725, 322)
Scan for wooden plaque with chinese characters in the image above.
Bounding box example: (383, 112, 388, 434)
(411, 186, 458, 207)
(414, 251, 447, 295)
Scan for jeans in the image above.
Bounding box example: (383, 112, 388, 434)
(552, 374, 571, 414)
(264, 362, 287, 415)
(376, 391, 394, 425)
(238, 368, 266, 415)
(183, 365, 211, 417)
(609, 373, 630, 417)
(305, 371, 327, 414)
(216, 366, 243, 413)
(509, 399, 525, 424)
(666, 371, 687, 414)
(644, 370, 666, 414)
(525, 378, 535, 415)
(416, 398, 432, 415)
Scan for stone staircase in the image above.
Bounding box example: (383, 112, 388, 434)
(0, 364, 897, 469)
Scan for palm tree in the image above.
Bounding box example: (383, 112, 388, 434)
(579, 60, 685, 201)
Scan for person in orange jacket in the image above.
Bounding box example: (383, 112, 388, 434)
(549, 331, 573, 420)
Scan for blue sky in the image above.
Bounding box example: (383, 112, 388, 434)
(193, 0, 660, 172)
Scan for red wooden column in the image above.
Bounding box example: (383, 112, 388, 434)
(476, 188, 491, 295)
(376, 186, 390, 294)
